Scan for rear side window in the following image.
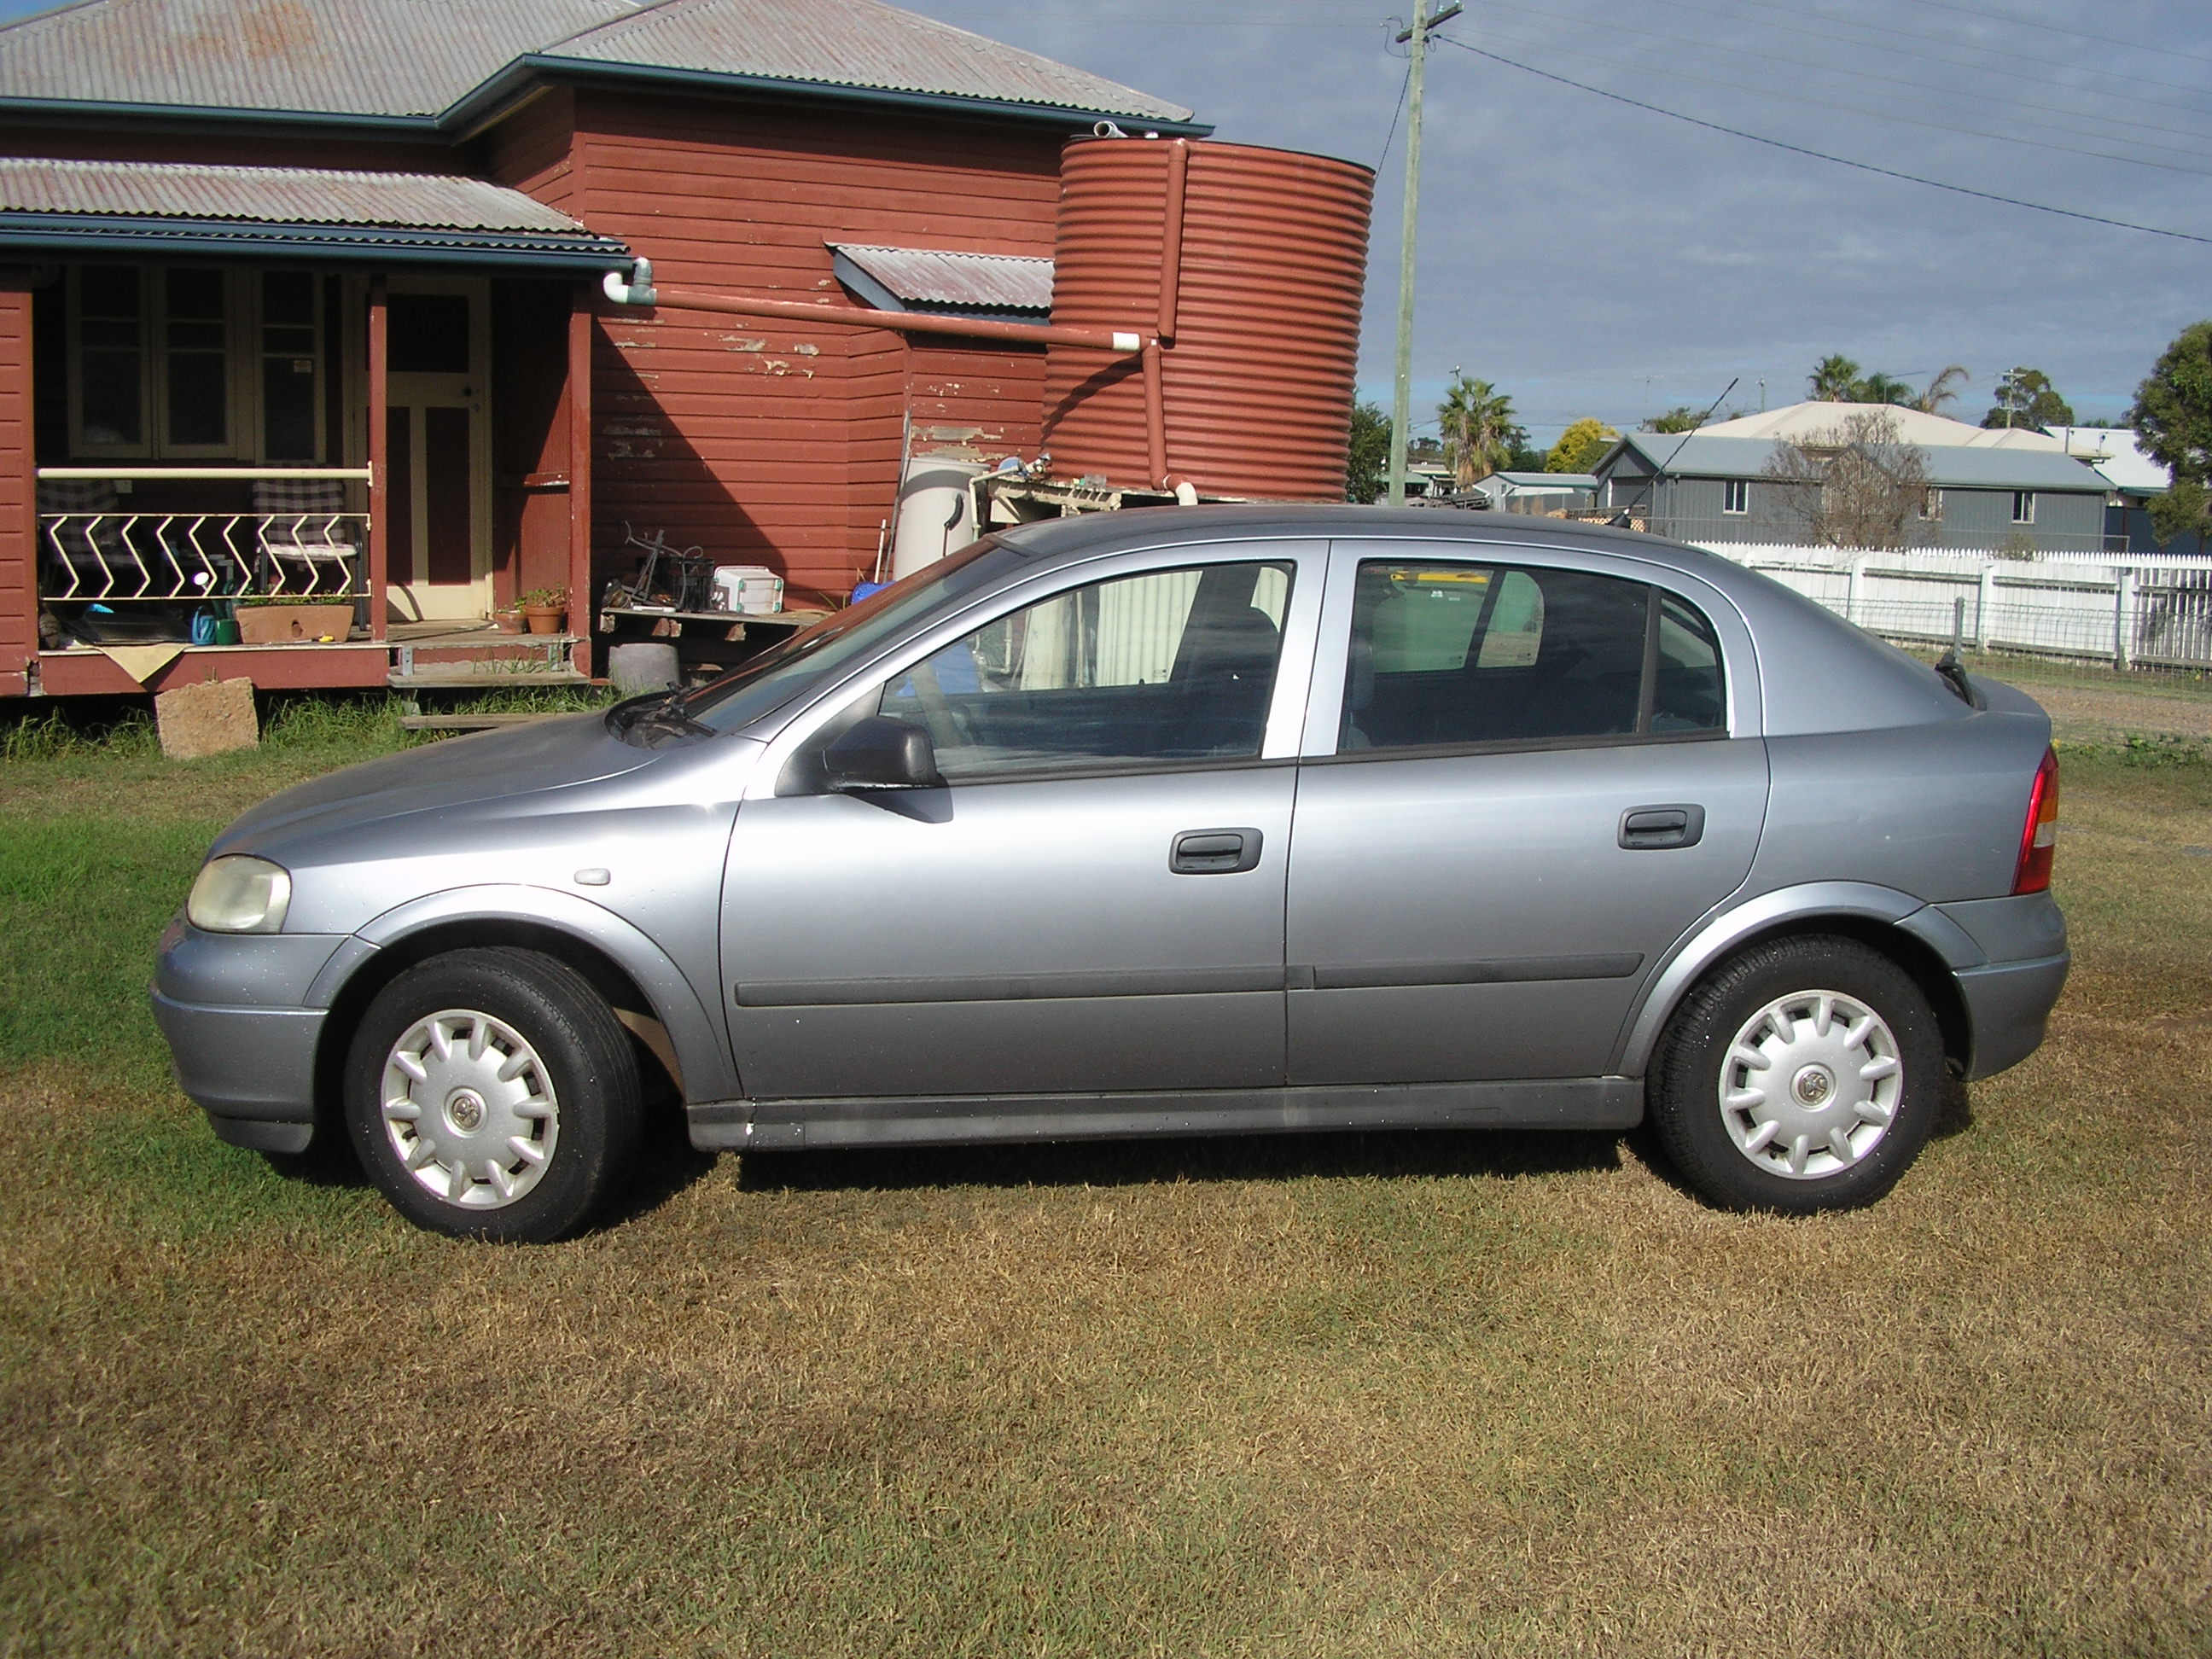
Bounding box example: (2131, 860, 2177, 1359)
(1340, 561, 1726, 752)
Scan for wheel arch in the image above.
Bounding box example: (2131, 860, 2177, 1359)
(1615, 883, 1976, 1080)
(306, 888, 736, 1144)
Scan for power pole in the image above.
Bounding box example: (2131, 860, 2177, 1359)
(1387, 1, 1461, 507)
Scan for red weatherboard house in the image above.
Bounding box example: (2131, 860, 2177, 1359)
(0, 0, 1208, 699)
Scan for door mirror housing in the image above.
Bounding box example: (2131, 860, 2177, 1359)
(822, 714, 946, 791)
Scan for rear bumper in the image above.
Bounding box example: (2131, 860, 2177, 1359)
(1954, 951, 2069, 1080)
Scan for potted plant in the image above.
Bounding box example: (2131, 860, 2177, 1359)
(233, 594, 356, 645)
(492, 603, 527, 635)
(519, 586, 568, 635)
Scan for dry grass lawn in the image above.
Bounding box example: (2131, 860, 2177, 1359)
(1, 705, 2207, 1656)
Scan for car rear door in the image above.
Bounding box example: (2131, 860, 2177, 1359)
(720, 541, 1324, 1104)
(1284, 538, 1769, 1085)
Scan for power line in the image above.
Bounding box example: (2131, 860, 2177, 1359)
(1840, 0, 2212, 70)
(1452, 11, 2212, 177)
(1431, 34, 2212, 247)
(1454, 0, 2212, 154)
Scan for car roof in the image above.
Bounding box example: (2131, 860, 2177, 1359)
(992, 502, 1968, 736)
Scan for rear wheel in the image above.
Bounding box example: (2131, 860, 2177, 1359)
(1650, 936, 1944, 1214)
(344, 947, 642, 1243)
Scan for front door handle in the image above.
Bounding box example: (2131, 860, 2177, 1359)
(1619, 804, 1706, 850)
(1171, 827, 1263, 875)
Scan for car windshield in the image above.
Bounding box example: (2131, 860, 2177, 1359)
(672, 538, 1017, 734)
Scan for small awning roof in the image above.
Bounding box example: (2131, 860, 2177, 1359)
(829, 242, 1051, 320)
(0, 156, 630, 272)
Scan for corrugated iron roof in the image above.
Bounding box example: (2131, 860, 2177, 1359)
(0, 0, 639, 118)
(829, 242, 1051, 311)
(550, 0, 1191, 123)
(1611, 431, 2110, 492)
(0, 155, 591, 231)
(0, 0, 1194, 125)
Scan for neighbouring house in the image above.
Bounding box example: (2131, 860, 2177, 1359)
(1460, 470, 1598, 515)
(0, 0, 1209, 700)
(1591, 400, 2113, 555)
(2047, 426, 2173, 553)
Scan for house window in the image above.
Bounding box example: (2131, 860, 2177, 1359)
(2011, 491, 2036, 524)
(67, 266, 323, 462)
(1919, 487, 1943, 521)
(1721, 478, 1749, 515)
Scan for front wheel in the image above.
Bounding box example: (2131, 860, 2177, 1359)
(344, 947, 642, 1243)
(1649, 936, 1945, 1214)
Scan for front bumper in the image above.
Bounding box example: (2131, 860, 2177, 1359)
(149, 921, 346, 1152)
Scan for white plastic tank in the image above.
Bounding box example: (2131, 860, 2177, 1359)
(891, 457, 987, 579)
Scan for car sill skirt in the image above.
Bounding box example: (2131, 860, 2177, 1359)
(688, 1076, 1644, 1151)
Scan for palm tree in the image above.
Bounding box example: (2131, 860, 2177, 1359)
(1436, 373, 1518, 486)
(1809, 354, 1861, 401)
(1854, 370, 1916, 406)
(1912, 364, 1970, 414)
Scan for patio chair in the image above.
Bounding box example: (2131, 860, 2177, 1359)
(37, 478, 148, 600)
(252, 476, 358, 597)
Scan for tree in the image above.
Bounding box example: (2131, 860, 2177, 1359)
(2130, 322, 2212, 550)
(1435, 374, 1522, 487)
(1759, 408, 1932, 550)
(1854, 370, 1916, 406)
(1344, 400, 1390, 504)
(1644, 405, 1706, 434)
(1809, 354, 1861, 401)
(1911, 364, 1970, 414)
(1983, 366, 2075, 430)
(1545, 417, 1619, 474)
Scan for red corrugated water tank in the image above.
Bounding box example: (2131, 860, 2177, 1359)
(1044, 136, 1374, 502)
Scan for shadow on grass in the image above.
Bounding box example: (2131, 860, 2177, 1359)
(738, 1125, 1625, 1195)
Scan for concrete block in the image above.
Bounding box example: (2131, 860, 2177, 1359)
(156, 676, 259, 761)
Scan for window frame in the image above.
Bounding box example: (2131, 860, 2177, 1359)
(1720, 477, 1749, 515)
(2011, 491, 2036, 525)
(748, 538, 1331, 800)
(1301, 540, 1747, 761)
(65, 265, 325, 463)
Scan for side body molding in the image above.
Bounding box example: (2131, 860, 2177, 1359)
(1611, 881, 1984, 1077)
(303, 884, 739, 1104)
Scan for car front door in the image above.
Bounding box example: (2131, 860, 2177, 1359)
(720, 542, 1323, 1108)
(1284, 539, 1770, 1085)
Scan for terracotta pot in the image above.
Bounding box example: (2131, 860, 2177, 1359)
(493, 610, 526, 635)
(522, 604, 565, 635)
(235, 603, 356, 645)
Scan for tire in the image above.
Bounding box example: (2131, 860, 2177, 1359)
(344, 946, 643, 1243)
(1649, 935, 1944, 1214)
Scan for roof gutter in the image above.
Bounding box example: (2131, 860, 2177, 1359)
(0, 212, 632, 271)
(446, 54, 1211, 143)
(0, 95, 445, 142)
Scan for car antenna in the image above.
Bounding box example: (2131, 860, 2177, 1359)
(1934, 594, 1978, 706)
(1610, 378, 1738, 528)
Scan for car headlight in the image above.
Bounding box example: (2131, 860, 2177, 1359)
(187, 856, 293, 934)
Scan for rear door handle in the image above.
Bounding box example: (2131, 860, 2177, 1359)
(1619, 804, 1706, 850)
(1171, 827, 1263, 875)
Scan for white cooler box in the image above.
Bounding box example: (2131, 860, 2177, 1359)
(712, 565, 785, 615)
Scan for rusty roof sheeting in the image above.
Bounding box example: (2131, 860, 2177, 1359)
(550, 0, 1191, 123)
(0, 0, 639, 118)
(0, 155, 591, 232)
(830, 242, 1052, 311)
(0, 0, 1193, 125)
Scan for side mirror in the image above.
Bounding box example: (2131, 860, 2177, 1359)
(822, 714, 946, 790)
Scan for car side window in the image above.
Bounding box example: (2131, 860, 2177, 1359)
(1340, 560, 1725, 752)
(878, 560, 1294, 780)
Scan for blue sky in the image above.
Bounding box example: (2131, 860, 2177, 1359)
(4, 0, 2203, 445)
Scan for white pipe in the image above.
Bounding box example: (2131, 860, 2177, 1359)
(38, 467, 372, 480)
(602, 256, 657, 307)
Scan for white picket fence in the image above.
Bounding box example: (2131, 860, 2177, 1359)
(1695, 542, 2212, 671)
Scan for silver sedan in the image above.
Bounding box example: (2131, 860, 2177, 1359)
(154, 507, 2068, 1240)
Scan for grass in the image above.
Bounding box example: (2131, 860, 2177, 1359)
(0, 723, 2207, 1656)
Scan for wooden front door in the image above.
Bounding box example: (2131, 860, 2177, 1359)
(385, 281, 491, 621)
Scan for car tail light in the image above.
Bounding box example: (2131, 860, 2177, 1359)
(2013, 747, 2059, 894)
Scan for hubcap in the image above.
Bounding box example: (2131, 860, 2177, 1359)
(380, 1009, 559, 1210)
(1719, 988, 1902, 1181)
